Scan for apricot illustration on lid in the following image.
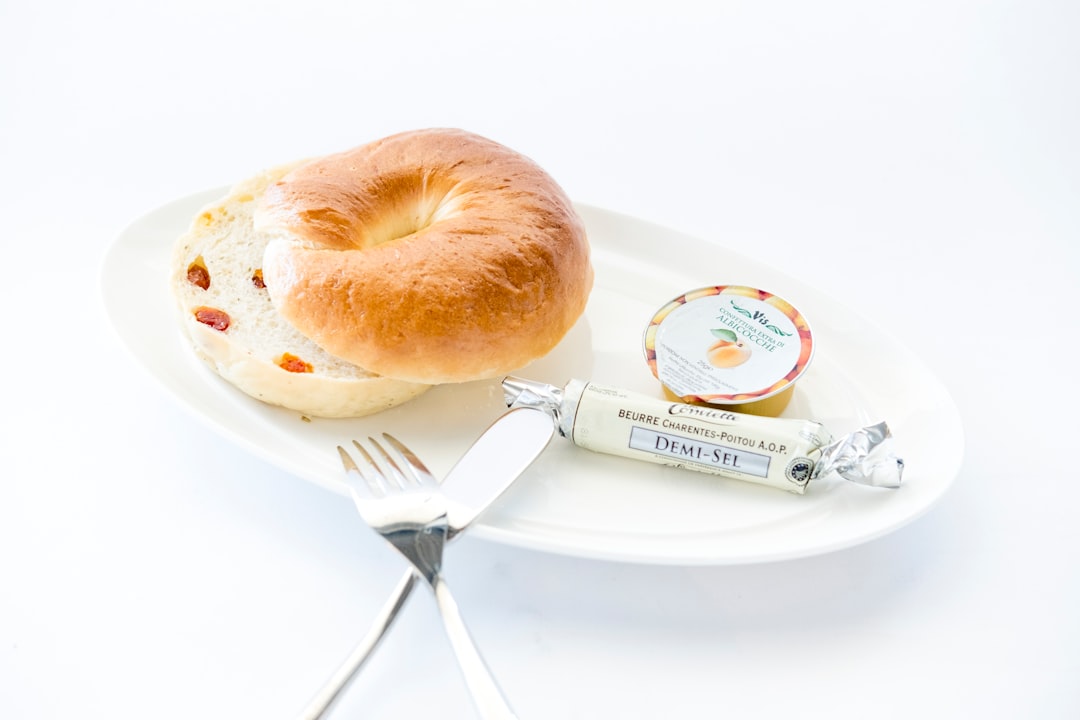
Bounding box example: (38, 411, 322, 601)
(706, 327, 751, 368)
(643, 285, 815, 416)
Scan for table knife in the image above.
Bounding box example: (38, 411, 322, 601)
(301, 406, 555, 719)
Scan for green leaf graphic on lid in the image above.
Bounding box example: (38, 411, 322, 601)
(710, 328, 739, 343)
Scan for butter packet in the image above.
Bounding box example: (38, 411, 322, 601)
(503, 377, 903, 494)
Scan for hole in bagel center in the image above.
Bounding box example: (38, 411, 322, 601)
(365, 184, 465, 247)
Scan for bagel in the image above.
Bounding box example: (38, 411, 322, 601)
(253, 128, 593, 385)
(170, 163, 431, 418)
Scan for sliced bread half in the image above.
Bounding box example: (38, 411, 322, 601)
(169, 163, 430, 418)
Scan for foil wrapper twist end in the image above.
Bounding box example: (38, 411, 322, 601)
(503, 377, 565, 426)
(812, 421, 904, 488)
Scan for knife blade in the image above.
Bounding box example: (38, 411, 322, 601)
(301, 406, 555, 719)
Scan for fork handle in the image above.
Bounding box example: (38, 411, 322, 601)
(299, 570, 418, 719)
(431, 576, 520, 720)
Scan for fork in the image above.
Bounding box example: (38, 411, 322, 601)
(338, 435, 519, 720)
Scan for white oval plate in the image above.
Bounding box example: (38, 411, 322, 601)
(102, 188, 963, 565)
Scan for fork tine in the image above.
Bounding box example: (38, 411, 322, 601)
(382, 433, 439, 490)
(345, 440, 390, 497)
(366, 436, 413, 492)
(337, 445, 359, 473)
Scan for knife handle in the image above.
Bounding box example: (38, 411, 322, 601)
(431, 574, 520, 720)
(299, 569, 417, 719)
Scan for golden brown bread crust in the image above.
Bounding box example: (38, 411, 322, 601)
(254, 128, 593, 384)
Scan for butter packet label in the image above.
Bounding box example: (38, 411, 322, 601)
(567, 380, 824, 493)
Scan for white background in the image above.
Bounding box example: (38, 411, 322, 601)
(2, 1, 1078, 718)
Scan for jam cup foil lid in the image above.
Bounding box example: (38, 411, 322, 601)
(643, 285, 814, 406)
